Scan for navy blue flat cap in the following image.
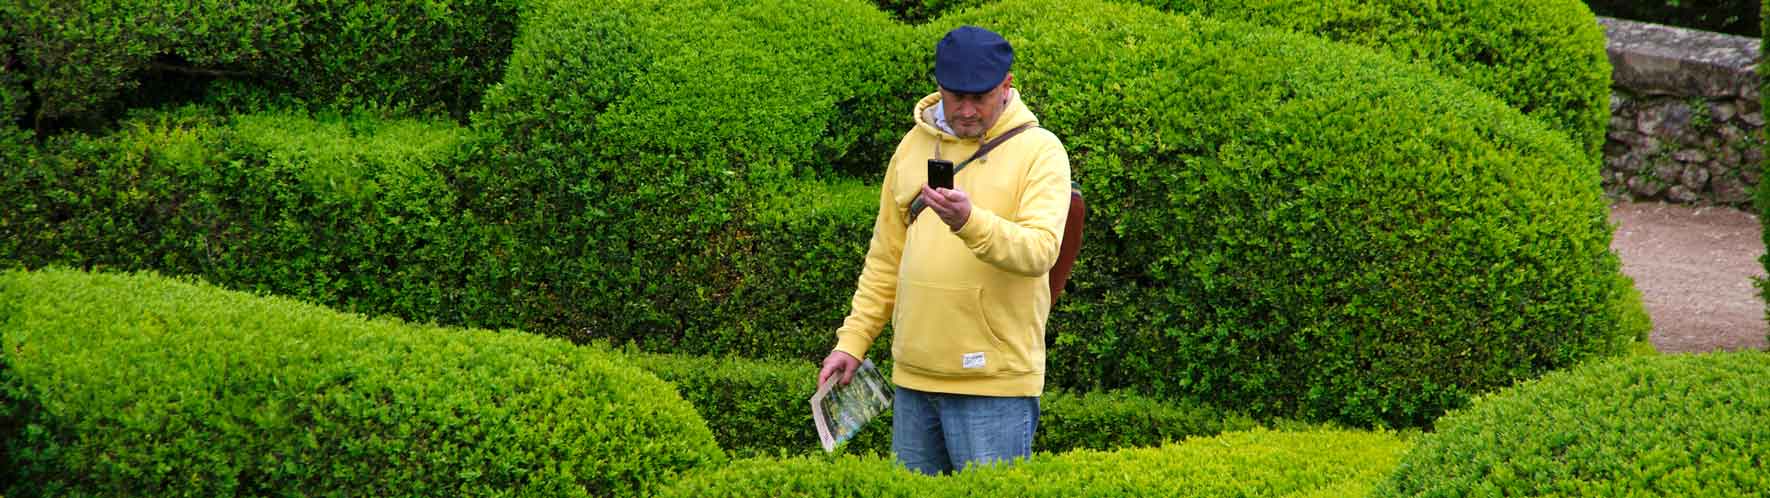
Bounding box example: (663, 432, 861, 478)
(935, 26, 1013, 94)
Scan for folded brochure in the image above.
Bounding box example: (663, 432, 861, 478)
(810, 359, 893, 452)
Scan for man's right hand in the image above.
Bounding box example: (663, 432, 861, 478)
(818, 350, 861, 387)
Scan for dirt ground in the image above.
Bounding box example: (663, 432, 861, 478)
(1609, 201, 1768, 353)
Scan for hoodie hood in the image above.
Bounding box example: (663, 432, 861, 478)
(913, 89, 1039, 145)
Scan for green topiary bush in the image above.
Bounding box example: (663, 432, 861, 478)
(1586, 0, 1761, 37)
(467, 0, 1641, 428)
(1144, 0, 1614, 164)
(0, 267, 724, 497)
(621, 347, 1259, 458)
(658, 428, 1410, 497)
(1375, 352, 1770, 496)
(0, 106, 495, 323)
(873, 0, 1613, 163)
(4, 0, 1645, 430)
(942, 0, 1640, 427)
(3, 0, 520, 128)
(0, 14, 23, 128)
(1758, 0, 1770, 332)
(465, 0, 926, 349)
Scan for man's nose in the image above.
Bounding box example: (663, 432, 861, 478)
(953, 101, 979, 117)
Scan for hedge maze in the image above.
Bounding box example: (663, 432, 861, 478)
(1, 0, 1758, 495)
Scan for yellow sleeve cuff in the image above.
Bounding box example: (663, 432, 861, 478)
(834, 332, 873, 361)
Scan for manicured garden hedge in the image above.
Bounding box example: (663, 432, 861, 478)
(1587, 0, 1761, 37)
(465, 0, 925, 348)
(1375, 352, 1770, 496)
(2, 0, 520, 127)
(872, 0, 1614, 163)
(1759, 0, 1770, 327)
(466, 0, 1644, 428)
(1164, 0, 1614, 164)
(623, 348, 1259, 457)
(659, 428, 1410, 497)
(0, 268, 724, 497)
(950, 0, 1643, 427)
(0, 15, 22, 127)
(3, 0, 1648, 429)
(0, 107, 503, 324)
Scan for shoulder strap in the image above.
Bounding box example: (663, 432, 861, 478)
(956, 123, 1039, 172)
(908, 123, 1042, 223)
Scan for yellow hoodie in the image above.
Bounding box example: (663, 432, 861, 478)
(834, 90, 1071, 397)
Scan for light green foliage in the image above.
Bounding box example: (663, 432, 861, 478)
(4, 0, 1646, 431)
(465, 0, 925, 349)
(659, 428, 1410, 497)
(1758, 0, 1770, 334)
(0, 268, 724, 497)
(1140, 0, 1614, 163)
(873, 0, 1614, 163)
(1376, 353, 1770, 496)
(622, 347, 1259, 458)
(930, 0, 1639, 427)
(0, 107, 491, 323)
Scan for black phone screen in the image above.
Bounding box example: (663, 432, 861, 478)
(927, 159, 954, 190)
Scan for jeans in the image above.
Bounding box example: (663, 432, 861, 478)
(892, 386, 1039, 476)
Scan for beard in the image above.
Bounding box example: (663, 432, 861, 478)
(951, 119, 987, 138)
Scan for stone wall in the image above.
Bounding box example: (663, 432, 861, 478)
(1601, 17, 1763, 207)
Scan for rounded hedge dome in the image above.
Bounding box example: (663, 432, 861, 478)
(467, 0, 1645, 427)
(1376, 352, 1770, 496)
(941, 0, 1642, 427)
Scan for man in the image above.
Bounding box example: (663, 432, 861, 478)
(816, 25, 1071, 476)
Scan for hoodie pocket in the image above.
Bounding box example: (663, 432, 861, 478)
(892, 279, 1012, 376)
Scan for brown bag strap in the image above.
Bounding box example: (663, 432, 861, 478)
(908, 123, 1040, 223)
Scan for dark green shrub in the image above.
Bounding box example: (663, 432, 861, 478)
(1143, 0, 1614, 163)
(874, 0, 1613, 163)
(936, 0, 1640, 427)
(622, 347, 1259, 458)
(706, 179, 879, 358)
(4, 0, 519, 128)
(0, 14, 22, 128)
(466, 0, 925, 349)
(1375, 352, 1770, 496)
(1759, 0, 1770, 330)
(659, 428, 1409, 497)
(0, 267, 724, 497)
(0, 107, 493, 323)
(5, 0, 1646, 431)
(1586, 0, 1760, 37)
(873, 0, 987, 22)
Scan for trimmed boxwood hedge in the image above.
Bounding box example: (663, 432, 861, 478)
(464, 0, 926, 348)
(942, 0, 1643, 427)
(0, 14, 21, 128)
(1759, 0, 1769, 328)
(872, 0, 1614, 163)
(0, 107, 500, 324)
(1587, 0, 1761, 38)
(4, 0, 1648, 430)
(1375, 352, 1770, 496)
(621, 347, 1260, 458)
(0, 267, 724, 497)
(2, 0, 520, 127)
(465, 0, 1644, 427)
(659, 428, 1410, 497)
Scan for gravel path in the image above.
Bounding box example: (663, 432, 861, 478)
(1609, 201, 1768, 353)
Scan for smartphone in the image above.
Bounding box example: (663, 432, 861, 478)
(927, 159, 955, 191)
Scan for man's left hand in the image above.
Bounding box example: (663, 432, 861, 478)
(920, 184, 972, 232)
